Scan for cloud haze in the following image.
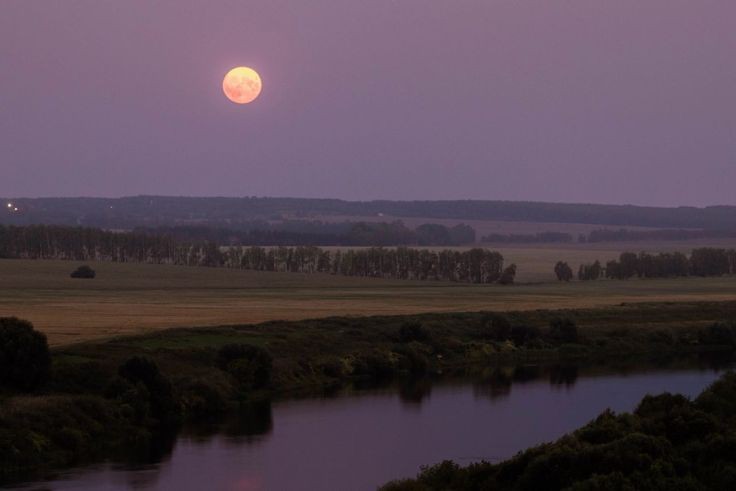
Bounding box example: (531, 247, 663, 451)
(1, 0, 735, 206)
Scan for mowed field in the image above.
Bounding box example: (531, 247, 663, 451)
(2, 238, 736, 346)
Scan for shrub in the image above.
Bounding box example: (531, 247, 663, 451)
(70, 265, 96, 279)
(480, 313, 512, 341)
(510, 325, 541, 346)
(0, 317, 51, 392)
(698, 323, 736, 348)
(352, 351, 395, 380)
(498, 264, 517, 285)
(549, 318, 579, 343)
(117, 356, 178, 423)
(217, 344, 273, 390)
(554, 261, 574, 282)
(398, 321, 431, 343)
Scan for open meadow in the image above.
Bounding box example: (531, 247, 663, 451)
(2, 239, 736, 346)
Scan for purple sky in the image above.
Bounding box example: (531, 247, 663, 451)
(1, 1, 735, 206)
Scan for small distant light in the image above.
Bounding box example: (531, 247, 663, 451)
(6, 203, 11, 208)
(13, 207, 18, 212)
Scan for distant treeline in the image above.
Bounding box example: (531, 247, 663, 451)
(4, 196, 736, 230)
(584, 227, 736, 243)
(483, 228, 736, 245)
(482, 231, 573, 244)
(573, 248, 736, 281)
(137, 221, 476, 246)
(0, 225, 510, 284)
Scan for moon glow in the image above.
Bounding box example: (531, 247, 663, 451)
(222, 66, 262, 104)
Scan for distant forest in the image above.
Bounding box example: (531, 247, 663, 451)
(0, 225, 511, 284)
(3, 196, 736, 230)
(137, 221, 476, 247)
(482, 228, 736, 244)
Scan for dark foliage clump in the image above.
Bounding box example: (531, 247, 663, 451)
(352, 351, 395, 380)
(480, 313, 512, 341)
(549, 318, 579, 343)
(498, 264, 517, 285)
(510, 325, 541, 346)
(554, 261, 574, 282)
(114, 356, 179, 424)
(217, 344, 273, 391)
(698, 322, 736, 348)
(398, 322, 431, 343)
(70, 265, 96, 279)
(0, 317, 51, 392)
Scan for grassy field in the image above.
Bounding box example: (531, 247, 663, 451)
(2, 246, 736, 345)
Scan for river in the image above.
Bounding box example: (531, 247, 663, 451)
(5, 357, 734, 490)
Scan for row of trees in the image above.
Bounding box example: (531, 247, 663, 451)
(564, 248, 736, 281)
(0, 225, 511, 284)
(229, 246, 513, 283)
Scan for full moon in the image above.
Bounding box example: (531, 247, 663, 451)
(222, 66, 262, 104)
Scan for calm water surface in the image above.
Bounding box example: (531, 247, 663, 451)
(7, 361, 734, 491)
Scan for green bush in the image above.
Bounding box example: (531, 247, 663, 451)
(0, 317, 51, 392)
(117, 356, 178, 424)
(480, 313, 512, 341)
(217, 344, 273, 390)
(70, 265, 96, 279)
(549, 318, 579, 343)
(698, 323, 736, 348)
(398, 322, 431, 343)
(510, 325, 541, 346)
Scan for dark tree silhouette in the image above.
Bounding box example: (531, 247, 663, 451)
(554, 261, 573, 282)
(0, 317, 51, 392)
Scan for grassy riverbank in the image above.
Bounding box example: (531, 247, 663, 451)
(1, 301, 736, 482)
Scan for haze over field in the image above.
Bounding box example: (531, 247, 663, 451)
(2, 1, 736, 206)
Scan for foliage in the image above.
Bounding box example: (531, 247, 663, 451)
(549, 318, 579, 343)
(578, 261, 602, 281)
(0, 317, 51, 392)
(510, 325, 541, 346)
(70, 265, 96, 279)
(554, 261, 574, 282)
(217, 344, 273, 391)
(398, 322, 431, 343)
(480, 313, 512, 341)
(116, 356, 179, 424)
(498, 264, 517, 285)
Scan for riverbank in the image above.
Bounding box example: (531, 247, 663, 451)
(1, 301, 736, 482)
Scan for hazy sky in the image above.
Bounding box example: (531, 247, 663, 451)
(2, 1, 735, 206)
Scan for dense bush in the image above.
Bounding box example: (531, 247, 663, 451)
(510, 325, 541, 346)
(116, 356, 178, 424)
(351, 351, 395, 380)
(70, 265, 96, 279)
(498, 264, 517, 285)
(398, 322, 431, 343)
(0, 317, 51, 392)
(217, 344, 273, 390)
(549, 318, 579, 343)
(554, 261, 574, 282)
(480, 314, 512, 341)
(698, 323, 736, 348)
